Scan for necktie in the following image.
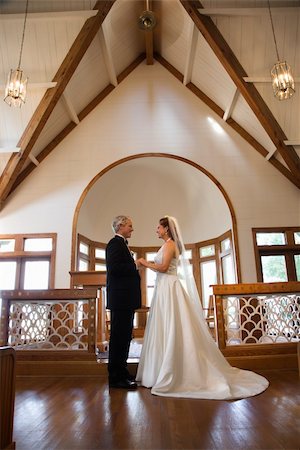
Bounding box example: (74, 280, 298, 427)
(125, 239, 134, 259)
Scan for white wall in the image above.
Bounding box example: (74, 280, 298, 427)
(0, 62, 299, 286)
(77, 157, 232, 246)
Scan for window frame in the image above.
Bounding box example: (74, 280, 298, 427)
(77, 234, 93, 271)
(77, 230, 235, 309)
(0, 233, 57, 289)
(252, 227, 300, 282)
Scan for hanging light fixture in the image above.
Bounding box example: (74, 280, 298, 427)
(268, 0, 295, 100)
(138, 0, 157, 31)
(4, 0, 29, 107)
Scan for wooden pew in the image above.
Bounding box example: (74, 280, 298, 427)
(0, 347, 16, 450)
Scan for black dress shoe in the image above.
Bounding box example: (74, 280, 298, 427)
(109, 379, 138, 390)
(126, 373, 136, 382)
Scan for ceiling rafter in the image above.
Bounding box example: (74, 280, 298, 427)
(144, 0, 154, 65)
(223, 88, 239, 121)
(61, 90, 80, 125)
(0, 0, 116, 209)
(183, 22, 198, 86)
(179, 0, 300, 182)
(154, 53, 300, 190)
(98, 27, 118, 87)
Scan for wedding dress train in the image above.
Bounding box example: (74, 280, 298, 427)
(136, 245, 269, 399)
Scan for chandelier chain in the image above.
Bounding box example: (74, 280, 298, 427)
(267, 0, 280, 62)
(18, 0, 29, 69)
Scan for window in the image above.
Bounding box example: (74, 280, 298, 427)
(0, 261, 17, 289)
(200, 244, 215, 258)
(77, 231, 236, 312)
(77, 235, 91, 271)
(220, 237, 235, 284)
(0, 234, 56, 324)
(77, 235, 107, 272)
(256, 232, 286, 246)
(0, 239, 15, 252)
(200, 260, 217, 314)
(198, 231, 235, 312)
(23, 260, 50, 289)
(0, 233, 56, 290)
(24, 238, 53, 251)
(261, 255, 288, 282)
(253, 227, 300, 282)
(95, 248, 105, 259)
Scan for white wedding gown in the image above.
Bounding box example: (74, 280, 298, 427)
(136, 245, 269, 399)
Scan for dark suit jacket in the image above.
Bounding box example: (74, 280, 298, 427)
(106, 235, 141, 310)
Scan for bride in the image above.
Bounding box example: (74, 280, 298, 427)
(136, 216, 269, 399)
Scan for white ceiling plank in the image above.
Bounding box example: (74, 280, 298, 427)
(0, 148, 21, 154)
(198, 7, 300, 17)
(284, 140, 300, 146)
(98, 26, 118, 87)
(223, 87, 239, 121)
(61, 92, 80, 125)
(183, 23, 198, 86)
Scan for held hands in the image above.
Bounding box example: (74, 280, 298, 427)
(136, 257, 147, 269)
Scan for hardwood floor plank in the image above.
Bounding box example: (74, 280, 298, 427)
(13, 370, 300, 450)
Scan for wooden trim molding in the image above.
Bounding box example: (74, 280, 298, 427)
(212, 281, 300, 295)
(70, 153, 242, 283)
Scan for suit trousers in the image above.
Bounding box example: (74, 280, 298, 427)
(108, 309, 135, 382)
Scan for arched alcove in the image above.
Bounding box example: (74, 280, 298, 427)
(71, 154, 240, 280)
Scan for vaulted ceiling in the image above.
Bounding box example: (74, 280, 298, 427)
(0, 0, 299, 209)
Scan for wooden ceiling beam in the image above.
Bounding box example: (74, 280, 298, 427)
(145, 29, 154, 65)
(179, 0, 300, 180)
(0, 0, 116, 208)
(183, 22, 198, 86)
(144, 0, 154, 65)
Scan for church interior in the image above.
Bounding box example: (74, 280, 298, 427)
(0, 0, 299, 448)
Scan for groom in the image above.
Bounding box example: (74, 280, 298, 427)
(106, 215, 141, 389)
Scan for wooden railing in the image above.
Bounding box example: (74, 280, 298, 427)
(212, 282, 300, 369)
(70, 271, 108, 351)
(70, 271, 150, 344)
(1, 282, 298, 373)
(0, 347, 16, 450)
(0, 289, 98, 375)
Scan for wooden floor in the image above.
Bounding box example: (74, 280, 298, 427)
(14, 369, 300, 450)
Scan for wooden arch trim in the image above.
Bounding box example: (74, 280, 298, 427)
(70, 152, 242, 284)
(179, 0, 300, 180)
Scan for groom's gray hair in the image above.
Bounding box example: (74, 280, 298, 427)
(112, 215, 131, 233)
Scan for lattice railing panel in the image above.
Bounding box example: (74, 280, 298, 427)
(8, 300, 90, 350)
(224, 293, 300, 345)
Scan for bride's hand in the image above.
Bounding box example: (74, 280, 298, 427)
(136, 258, 146, 268)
